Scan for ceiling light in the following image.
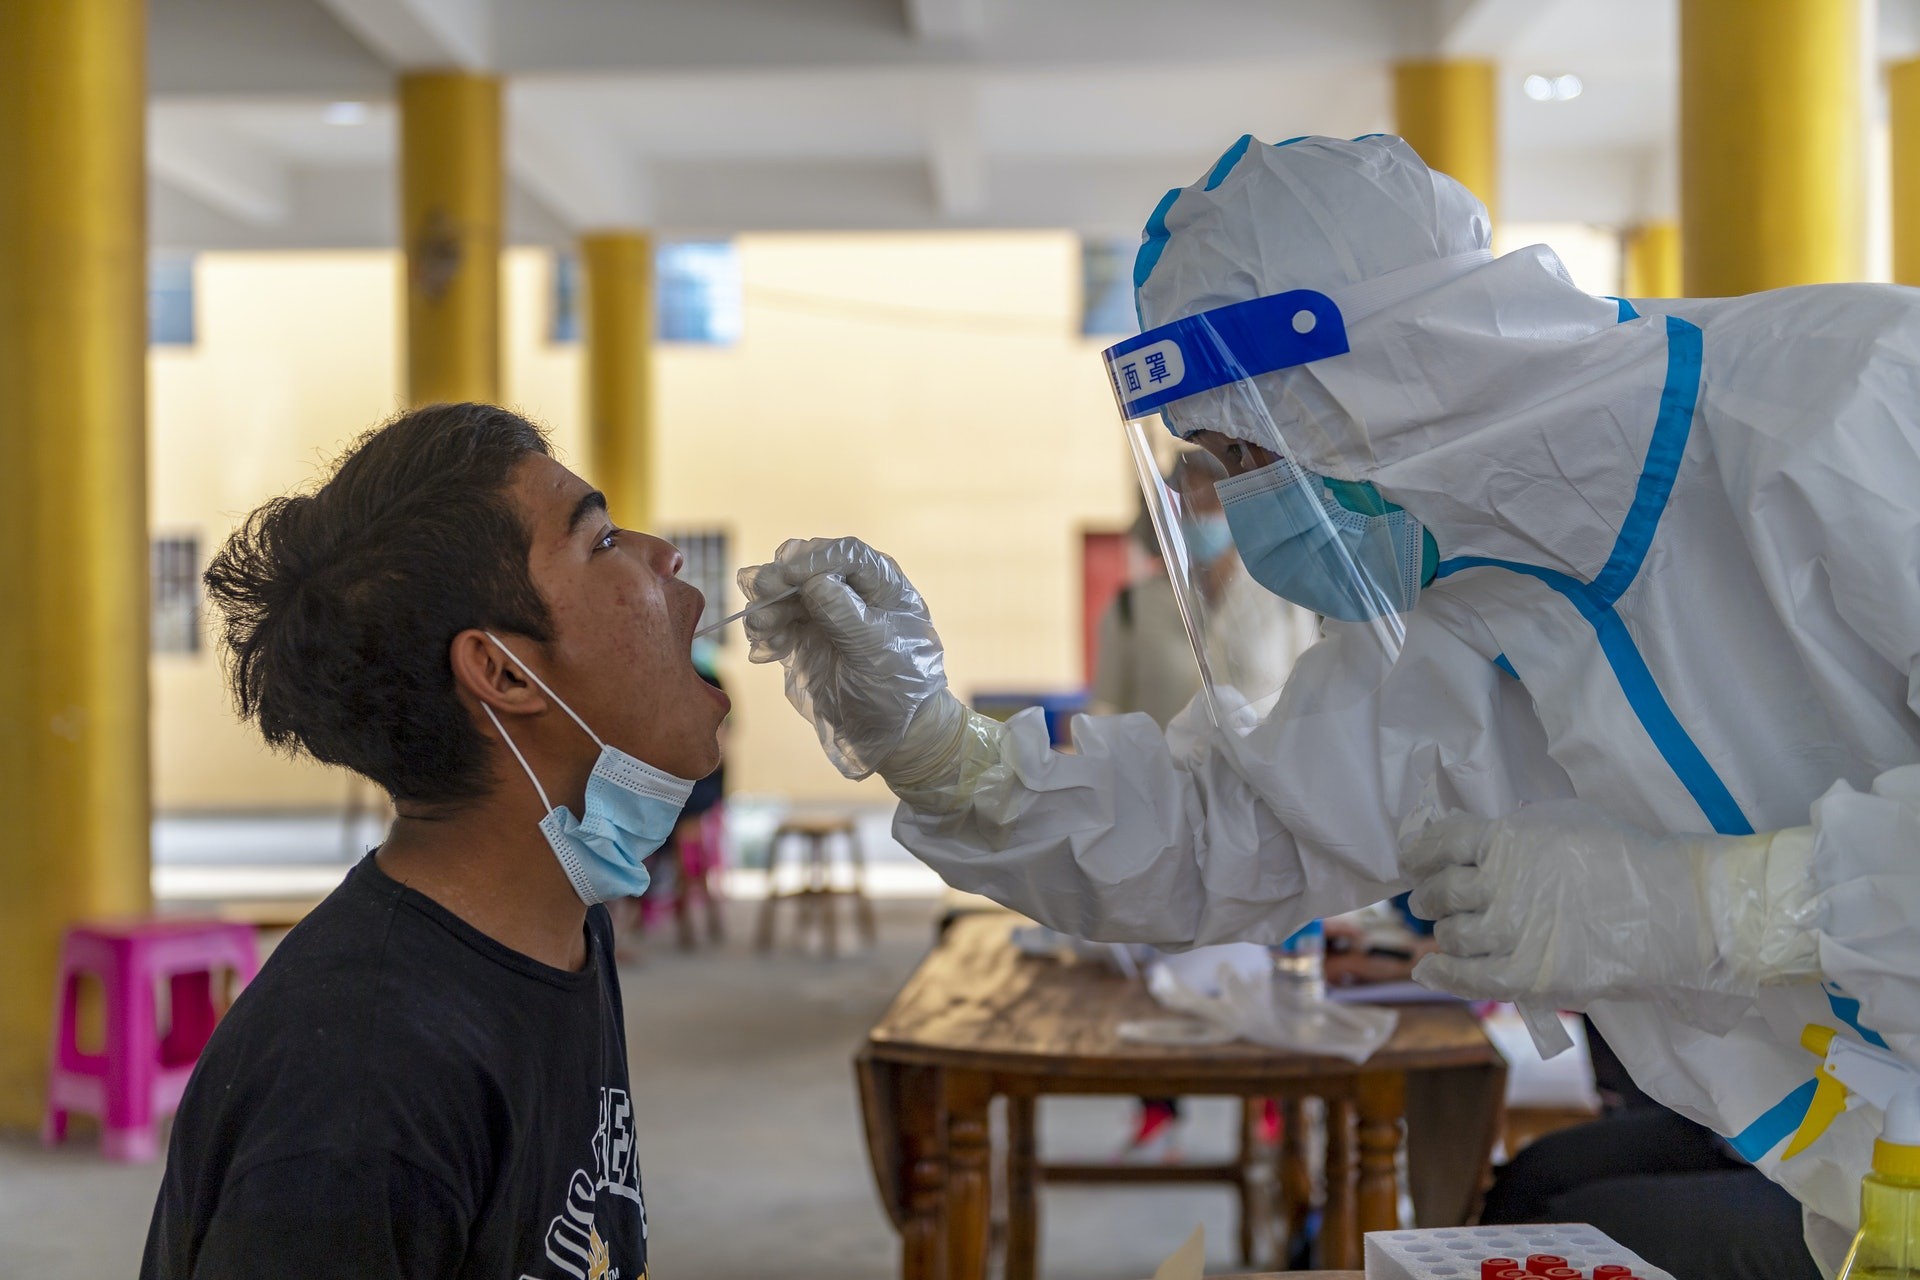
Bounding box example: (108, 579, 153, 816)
(322, 101, 370, 126)
(1523, 73, 1583, 102)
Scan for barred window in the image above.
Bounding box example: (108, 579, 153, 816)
(664, 529, 730, 643)
(1080, 236, 1137, 337)
(550, 241, 742, 347)
(550, 251, 581, 344)
(150, 252, 196, 346)
(656, 242, 742, 345)
(152, 535, 201, 654)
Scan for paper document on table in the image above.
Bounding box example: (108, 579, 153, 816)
(1151, 1225, 1205, 1280)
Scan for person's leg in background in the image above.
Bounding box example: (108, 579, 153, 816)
(1482, 1108, 1820, 1280)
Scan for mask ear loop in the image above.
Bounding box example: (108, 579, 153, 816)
(483, 632, 606, 749)
(483, 703, 554, 815)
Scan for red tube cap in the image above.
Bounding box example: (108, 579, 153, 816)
(1526, 1257, 1569, 1274)
(1483, 1259, 1521, 1280)
(1593, 1269, 1632, 1280)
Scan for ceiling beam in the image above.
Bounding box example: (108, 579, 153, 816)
(1434, 0, 1552, 57)
(316, 0, 493, 70)
(507, 112, 650, 232)
(903, 0, 987, 45)
(924, 80, 985, 218)
(149, 108, 291, 225)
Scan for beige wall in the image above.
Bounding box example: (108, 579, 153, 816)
(151, 234, 1134, 812)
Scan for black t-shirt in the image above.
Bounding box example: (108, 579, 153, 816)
(141, 855, 649, 1280)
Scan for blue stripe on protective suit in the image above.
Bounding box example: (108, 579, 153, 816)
(1729, 1077, 1821, 1162)
(1132, 186, 1186, 327)
(1825, 983, 1892, 1049)
(1439, 317, 1752, 837)
(1204, 135, 1255, 190)
(1610, 296, 1641, 323)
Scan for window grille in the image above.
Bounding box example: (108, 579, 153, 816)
(1080, 236, 1137, 337)
(664, 529, 730, 643)
(150, 252, 196, 346)
(152, 535, 201, 654)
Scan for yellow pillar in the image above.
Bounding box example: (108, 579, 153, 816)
(400, 71, 501, 405)
(1680, 0, 1860, 295)
(1393, 59, 1498, 223)
(580, 232, 656, 531)
(0, 0, 151, 1129)
(1622, 221, 1683, 297)
(1890, 59, 1920, 287)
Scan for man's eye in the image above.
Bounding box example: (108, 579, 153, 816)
(595, 528, 618, 551)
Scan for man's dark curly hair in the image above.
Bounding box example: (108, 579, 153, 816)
(204, 403, 554, 807)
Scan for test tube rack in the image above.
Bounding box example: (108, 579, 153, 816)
(1364, 1225, 1675, 1280)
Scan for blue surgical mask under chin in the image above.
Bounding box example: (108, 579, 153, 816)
(1215, 459, 1435, 621)
(483, 634, 696, 906)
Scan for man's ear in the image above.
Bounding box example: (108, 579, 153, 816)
(449, 630, 546, 719)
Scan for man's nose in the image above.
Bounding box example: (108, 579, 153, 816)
(648, 536, 685, 579)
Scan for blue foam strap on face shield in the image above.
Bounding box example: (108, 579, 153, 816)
(1103, 289, 1351, 421)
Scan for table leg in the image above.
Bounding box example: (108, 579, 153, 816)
(1358, 1070, 1407, 1232)
(1006, 1093, 1038, 1280)
(1236, 1098, 1258, 1267)
(900, 1065, 947, 1280)
(944, 1071, 994, 1280)
(1322, 1096, 1359, 1269)
(753, 836, 782, 951)
(1279, 1098, 1311, 1255)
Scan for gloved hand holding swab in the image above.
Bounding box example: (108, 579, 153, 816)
(693, 585, 801, 641)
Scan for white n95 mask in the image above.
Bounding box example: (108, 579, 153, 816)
(482, 633, 696, 905)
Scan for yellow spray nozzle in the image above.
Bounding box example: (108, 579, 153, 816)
(1785, 1023, 1846, 1160)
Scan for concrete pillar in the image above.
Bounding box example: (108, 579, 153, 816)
(1393, 59, 1498, 223)
(1889, 59, 1920, 286)
(1622, 221, 1683, 297)
(580, 232, 655, 531)
(400, 71, 501, 405)
(1680, 0, 1861, 295)
(0, 0, 152, 1128)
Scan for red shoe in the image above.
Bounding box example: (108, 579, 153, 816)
(1117, 1100, 1184, 1164)
(1258, 1098, 1281, 1146)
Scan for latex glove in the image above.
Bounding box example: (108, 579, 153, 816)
(1402, 800, 1819, 1010)
(738, 537, 952, 780)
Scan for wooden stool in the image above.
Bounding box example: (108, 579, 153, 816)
(754, 815, 876, 958)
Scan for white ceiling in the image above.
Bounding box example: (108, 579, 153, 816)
(142, 0, 1901, 250)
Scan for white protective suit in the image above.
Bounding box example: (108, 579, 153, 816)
(743, 136, 1920, 1255)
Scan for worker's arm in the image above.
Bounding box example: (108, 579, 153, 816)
(742, 538, 1567, 949)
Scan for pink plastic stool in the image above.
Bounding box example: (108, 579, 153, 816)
(42, 918, 259, 1162)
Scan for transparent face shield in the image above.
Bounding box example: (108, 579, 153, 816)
(1106, 289, 1420, 733)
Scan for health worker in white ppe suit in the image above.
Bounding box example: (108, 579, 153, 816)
(739, 133, 1920, 1261)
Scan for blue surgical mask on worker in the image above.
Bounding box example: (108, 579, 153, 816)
(1215, 459, 1435, 621)
(1185, 512, 1234, 564)
(482, 633, 695, 906)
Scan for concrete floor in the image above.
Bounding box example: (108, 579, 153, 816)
(1, 897, 1262, 1280)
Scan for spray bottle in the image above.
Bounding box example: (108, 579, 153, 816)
(1837, 1083, 1920, 1279)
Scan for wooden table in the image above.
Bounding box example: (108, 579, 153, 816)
(858, 915, 1506, 1280)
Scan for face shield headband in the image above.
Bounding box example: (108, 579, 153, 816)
(1102, 288, 1351, 426)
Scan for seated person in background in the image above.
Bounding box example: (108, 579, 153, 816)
(1480, 1018, 1819, 1280)
(1323, 894, 1437, 988)
(141, 403, 728, 1280)
(624, 649, 728, 955)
